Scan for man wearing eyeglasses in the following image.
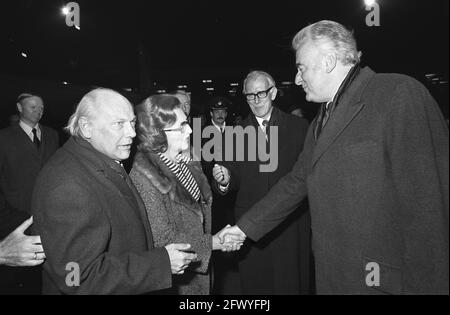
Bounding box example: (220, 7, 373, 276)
(220, 21, 449, 294)
(212, 71, 310, 294)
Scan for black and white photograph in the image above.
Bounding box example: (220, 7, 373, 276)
(0, 0, 448, 299)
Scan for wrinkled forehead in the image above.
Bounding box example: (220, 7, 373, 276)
(21, 96, 44, 107)
(245, 75, 271, 92)
(94, 94, 134, 119)
(296, 39, 326, 63)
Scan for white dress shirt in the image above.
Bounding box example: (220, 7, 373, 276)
(19, 120, 41, 142)
(255, 114, 272, 134)
(211, 119, 226, 133)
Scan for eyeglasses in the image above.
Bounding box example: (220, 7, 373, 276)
(164, 120, 190, 133)
(244, 86, 274, 101)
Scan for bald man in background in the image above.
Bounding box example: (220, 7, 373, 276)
(32, 88, 197, 294)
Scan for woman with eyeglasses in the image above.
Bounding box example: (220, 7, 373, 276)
(129, 94, 241, 295)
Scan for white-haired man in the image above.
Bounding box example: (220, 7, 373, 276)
(213, 71, 310, 294)
(220, 20, 449, 294)
(32, 88, 197, 294)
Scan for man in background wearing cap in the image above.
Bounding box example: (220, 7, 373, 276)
(202, 97, 234, 229)
(0, 93, 59, 294)
(200, 96, 240, 294)
(212, 71, 311, 294)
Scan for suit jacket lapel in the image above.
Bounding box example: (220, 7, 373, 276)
(311, 67, 376, 168)
(13, 125, 40, 159)
(38, 126, 48, 157)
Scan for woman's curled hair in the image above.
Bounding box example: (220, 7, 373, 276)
(135, 94, 181, 154)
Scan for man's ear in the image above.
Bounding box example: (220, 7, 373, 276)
(16, 103, 23, 114)
(324, 52, 337, 73)
(270, 87, 278, 101)
(78, 116, 92, 139)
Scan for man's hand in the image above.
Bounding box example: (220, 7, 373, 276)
(217, 225, 246, 245)
(0, 217, 45, 267)
(164, 243, 198, 275)
(213, 225, 244, 252)
(213, 164, 230, 186)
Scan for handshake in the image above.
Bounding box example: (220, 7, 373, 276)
(165, 224, 246, 275)
(213, 224, 247, 252)
(211, 164, 246, 251)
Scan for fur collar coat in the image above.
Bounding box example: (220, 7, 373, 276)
(130, 151, 213, 295)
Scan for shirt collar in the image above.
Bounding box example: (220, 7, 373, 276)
(255, 114, 271, 128)
(211, 119, 226, 131)
(19, 120, 40, 138)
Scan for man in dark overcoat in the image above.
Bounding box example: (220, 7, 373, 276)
(32, 88, 197, 294)
(214, 71, 310, 294)
(221, 20, 449, 294)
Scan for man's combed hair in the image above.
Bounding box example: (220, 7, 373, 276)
(242, 70, 276, 93)
(16, 93, 39, 104)
(136, 94, 181, 154)
(292, 20, 360, 66)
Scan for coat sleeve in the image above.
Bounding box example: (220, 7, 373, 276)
(238, 146, 309, 241)
(384, 77, 449, 294)
(132, 172, 212, 274)
(32, 179, 172, 294)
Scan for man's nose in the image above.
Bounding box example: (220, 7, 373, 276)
(126, 122, 136, 138)
(186, 124, 193, 135)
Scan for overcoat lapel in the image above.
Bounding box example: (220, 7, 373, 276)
(13, 125, 40, 159)
(311, 101, 365, 168)
(311, 67, 376, 168)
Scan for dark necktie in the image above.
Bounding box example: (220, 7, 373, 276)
(314, 102, 332, 141)
(262, 120, 270, 140)
(32, 128, 40, 148)
(314, 63, 361, 141)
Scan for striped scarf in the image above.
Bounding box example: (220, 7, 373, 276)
(158, 153, 201, 202)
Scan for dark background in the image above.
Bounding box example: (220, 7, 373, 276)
(0, 0, 448, 131)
